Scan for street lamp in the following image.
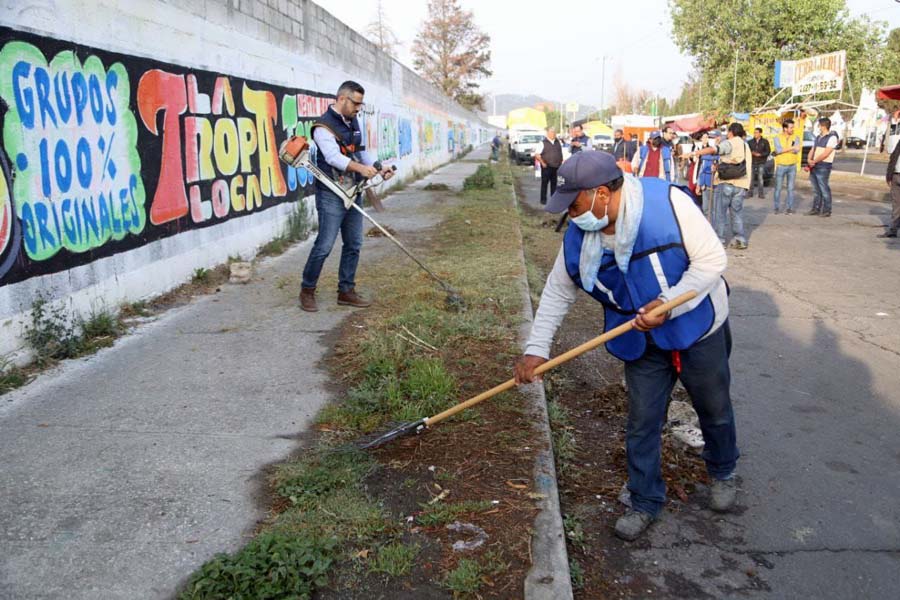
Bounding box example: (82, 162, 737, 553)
(598, 55, 609, 122)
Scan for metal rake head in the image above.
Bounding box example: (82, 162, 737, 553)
(358, 418, 429, 450)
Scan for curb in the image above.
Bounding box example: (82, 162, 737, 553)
(508, 175, 574, 600)
(795, 173, 890, 204)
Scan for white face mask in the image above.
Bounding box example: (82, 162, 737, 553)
(571, 189, 609, 231)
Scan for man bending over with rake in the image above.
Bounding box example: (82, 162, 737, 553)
(514, 151, 740, 541)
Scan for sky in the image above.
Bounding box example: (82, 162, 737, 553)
(312, 0, 900, 112)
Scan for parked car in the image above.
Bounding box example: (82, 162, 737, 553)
(844, 136, 866, 149)
(511, 133, 544, 164)
(592, 133, 613, 153)
(801, 130, 815, 166)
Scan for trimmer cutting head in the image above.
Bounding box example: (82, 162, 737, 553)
(444, 289, 466, 312)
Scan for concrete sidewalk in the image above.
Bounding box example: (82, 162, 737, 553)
(0, 150, 490, 599)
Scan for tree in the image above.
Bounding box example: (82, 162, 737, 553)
(365, 0, 400, 57)
(543, 107, 565, 132)
(669, 72, 703, 116)
(878, 28, 900, 113)
(669, 0, 891, 114)
(411, 0, 492, 111)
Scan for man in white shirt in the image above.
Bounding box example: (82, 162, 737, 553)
(514, 151, 739, 541)
(299, 80, 393, 312)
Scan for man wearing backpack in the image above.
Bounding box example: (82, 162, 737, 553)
(806, 117, 839, 217)
(299, 80, 393, 312)
(693, 123, 751, 249)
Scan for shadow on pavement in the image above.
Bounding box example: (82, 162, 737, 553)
(628, 285, 900, 599)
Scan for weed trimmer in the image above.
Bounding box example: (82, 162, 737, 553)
(360, 291, 697, 449)
(279, 136, 465, 311)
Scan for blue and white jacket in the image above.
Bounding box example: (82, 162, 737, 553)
(525, 178, 729, 361)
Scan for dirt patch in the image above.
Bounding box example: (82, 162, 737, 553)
(516, 176, 710, 598)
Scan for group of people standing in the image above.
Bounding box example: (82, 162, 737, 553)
(532, 115, 898, 250)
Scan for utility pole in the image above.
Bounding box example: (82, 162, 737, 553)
(599, 55, 609, 123)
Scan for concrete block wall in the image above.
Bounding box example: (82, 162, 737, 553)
(0, 0, 490, 360)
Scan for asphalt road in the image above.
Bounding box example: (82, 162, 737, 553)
(517, 167, 900, 599)
(832, 153, 890, 177)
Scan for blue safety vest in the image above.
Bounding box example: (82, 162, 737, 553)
(638, 144, 673, 182)
(562, 178, 717, 361)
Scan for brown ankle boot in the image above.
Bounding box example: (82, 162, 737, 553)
(337, 288, 372, 308)
(299, 287, 318, 312)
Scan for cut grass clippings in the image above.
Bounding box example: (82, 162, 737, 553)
(180, 157, 542, 598)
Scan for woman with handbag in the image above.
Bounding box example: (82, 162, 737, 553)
(692, 123, 751, 250)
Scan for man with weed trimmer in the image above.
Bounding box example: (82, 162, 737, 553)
(514, 151, 740, 541)
(299, 80, 394, 312)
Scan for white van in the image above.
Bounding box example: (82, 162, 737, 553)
(511, 131, 545, 164)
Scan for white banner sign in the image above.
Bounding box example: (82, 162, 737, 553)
(775, 51, 846, 97)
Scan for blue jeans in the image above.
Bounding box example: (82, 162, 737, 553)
(773, 165, 796, 211)
(715, 183, 746, 244)
(701, 187, 714, 222)
(624, 322, 739, 517)
(750, 162, 766, 197)
(301, 187, 363, 292)
(809, 164, 833, 213)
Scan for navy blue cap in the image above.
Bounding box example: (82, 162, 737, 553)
(648, 130, 662, 140)
(545, 151, 623, 213)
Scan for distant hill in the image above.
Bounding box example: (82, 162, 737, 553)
(480, 93, 599, 122)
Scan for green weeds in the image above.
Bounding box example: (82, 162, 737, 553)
(259, 201, 312, 257)
(415, 500, 493, 527)
(178, 531, 336, 600)
(368, 542, 419, 577)
(463, 164, 495, 190)
(443, 558, 483, 595)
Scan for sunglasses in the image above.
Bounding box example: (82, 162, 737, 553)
(343, 96, 365, 108)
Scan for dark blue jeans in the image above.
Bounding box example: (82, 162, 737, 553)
(809, 164, 833, 213)
(301, 187, 363, 293)
(623, 321, 739, 517)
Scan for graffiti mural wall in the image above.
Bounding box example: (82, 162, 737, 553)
(0, 26, 487, 290)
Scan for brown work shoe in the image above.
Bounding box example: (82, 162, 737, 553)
(337, 288, 372, 308)
(299, 287, 318, 312)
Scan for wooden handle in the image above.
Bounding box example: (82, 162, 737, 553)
(424, 291, 698, 428)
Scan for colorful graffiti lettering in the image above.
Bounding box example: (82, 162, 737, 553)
(281, 93, 328, 192)
(0, 27, 489, 286)
(418, 117, 441, 156)
(0, 151, 20, 279)
(137, 71, 286, 225)
(377, 113, 398, 162)
(0, 41, 146, 262)
(447, 121, 455, 154)
(398, 118, 412, 158)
